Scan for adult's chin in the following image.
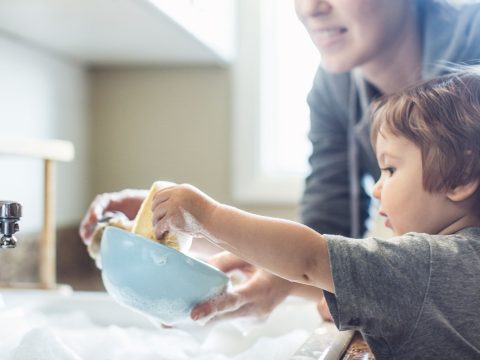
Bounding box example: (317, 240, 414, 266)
(320, 57, 356, 74)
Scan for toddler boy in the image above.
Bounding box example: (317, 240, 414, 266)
(151, 69, 480, 359)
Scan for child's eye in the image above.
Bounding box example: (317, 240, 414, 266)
(381, 167, 396, 176)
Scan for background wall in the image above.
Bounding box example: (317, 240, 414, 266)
(90, 67, 298, 220)
(0, 34, 91, 233)
(0, 34, 94, 284)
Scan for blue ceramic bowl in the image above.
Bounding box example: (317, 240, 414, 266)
(100, 226, 228, 325)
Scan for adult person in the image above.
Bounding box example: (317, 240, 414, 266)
(79, 0, 480, 323)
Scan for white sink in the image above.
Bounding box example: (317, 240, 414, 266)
(0, 289, 337, 359)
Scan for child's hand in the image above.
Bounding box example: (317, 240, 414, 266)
(151, 184, 219, 240)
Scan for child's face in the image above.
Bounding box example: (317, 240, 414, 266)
(372, 127, 453, 236)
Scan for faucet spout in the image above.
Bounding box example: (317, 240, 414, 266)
(0, 201, 22, 249)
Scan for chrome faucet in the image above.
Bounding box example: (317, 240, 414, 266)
(0, 201, 22, 248)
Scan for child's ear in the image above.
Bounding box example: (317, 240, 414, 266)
(447, 179, 480, 202)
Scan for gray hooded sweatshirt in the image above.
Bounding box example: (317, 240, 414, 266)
(300, 0, 480, 237)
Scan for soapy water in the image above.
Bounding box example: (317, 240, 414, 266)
(0, 292, 318, 360)
(12, 328, 82, 360)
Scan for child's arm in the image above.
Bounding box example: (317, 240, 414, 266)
(152, 184, 334, 293)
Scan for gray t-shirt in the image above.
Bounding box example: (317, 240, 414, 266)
(323, 227, 480, 359)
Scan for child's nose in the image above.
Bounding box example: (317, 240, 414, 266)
(372, 179, 382, 200)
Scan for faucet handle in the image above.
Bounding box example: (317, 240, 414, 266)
(0, 201, 22, 219)
(0, 201, 22, 248)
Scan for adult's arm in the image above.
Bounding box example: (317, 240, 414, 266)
(300, 67, 353, 236)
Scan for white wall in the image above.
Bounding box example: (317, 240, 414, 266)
(0, 34, 91, 232)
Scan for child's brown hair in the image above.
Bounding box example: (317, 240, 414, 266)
(370, 67, 480, 193)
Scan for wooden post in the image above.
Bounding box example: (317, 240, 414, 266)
(40, 159, 56, 289)
(0, 137, 74, 290)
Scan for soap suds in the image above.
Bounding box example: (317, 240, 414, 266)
(0, 294, 319, 360)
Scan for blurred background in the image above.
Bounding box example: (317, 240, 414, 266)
(0, 0, 320, 290)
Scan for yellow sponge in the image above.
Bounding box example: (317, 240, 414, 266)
(132, 182, 179, 250)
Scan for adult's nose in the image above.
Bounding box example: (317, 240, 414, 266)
(296, 0, 333, 18)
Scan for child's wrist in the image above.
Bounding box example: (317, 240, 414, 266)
(200, 199, 220, 237)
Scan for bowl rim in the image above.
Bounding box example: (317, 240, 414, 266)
(101, 226, 228, 280)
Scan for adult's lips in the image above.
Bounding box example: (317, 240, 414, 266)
(309, 26, 348, 49)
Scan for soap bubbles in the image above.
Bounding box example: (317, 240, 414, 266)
(0, 293, 319, 360)
(176, 232, 193, 253)
(12, 328, 81, 360)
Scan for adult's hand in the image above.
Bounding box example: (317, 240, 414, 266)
(191, 251, 334, 324)
(191, 251, 295, 323)
(317, 296, 333, 322)
(79, 188, 147, 245)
